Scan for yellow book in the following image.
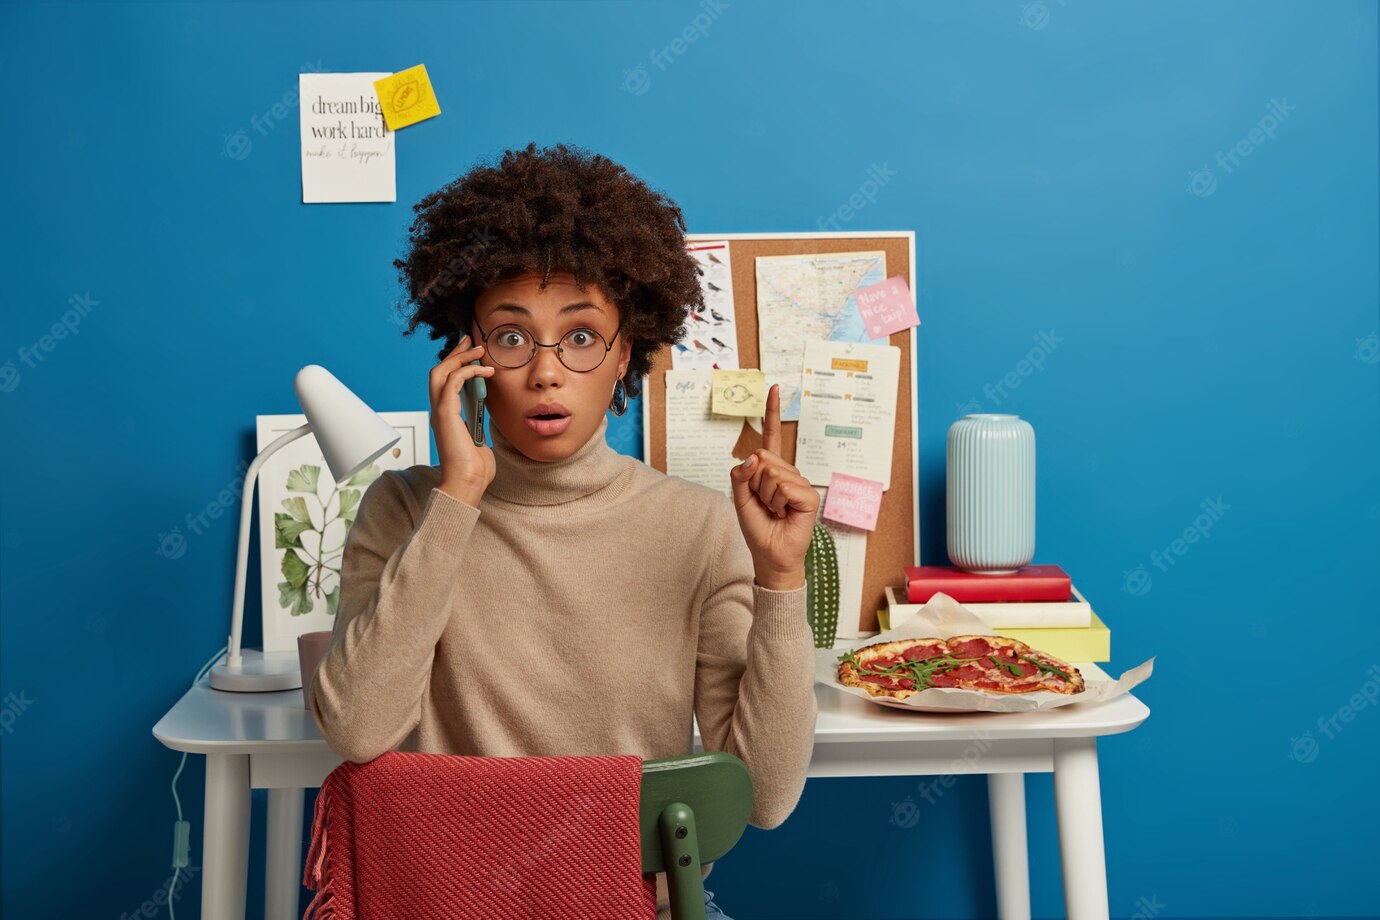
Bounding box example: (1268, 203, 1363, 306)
(873, 610, 1111, 662)
(996, 613, 1110, 662)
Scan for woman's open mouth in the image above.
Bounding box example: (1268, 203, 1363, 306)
(527, 408, 571, 438)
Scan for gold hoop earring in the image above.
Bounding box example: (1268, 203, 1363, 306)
(609, 378, 629, 416)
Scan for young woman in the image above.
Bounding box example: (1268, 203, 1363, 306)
(308, 142, 820, 920)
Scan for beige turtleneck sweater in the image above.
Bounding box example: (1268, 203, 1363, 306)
(307, 414, 818, 917)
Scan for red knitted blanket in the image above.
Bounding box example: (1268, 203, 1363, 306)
(303, 751, 657, 919)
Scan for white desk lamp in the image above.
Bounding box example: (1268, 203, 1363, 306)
(209, 365, 400, 692)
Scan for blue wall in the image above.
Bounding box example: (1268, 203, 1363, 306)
(2, 1, 1376, 917)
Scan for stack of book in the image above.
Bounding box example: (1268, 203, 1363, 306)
(879, 564, 1110, 662)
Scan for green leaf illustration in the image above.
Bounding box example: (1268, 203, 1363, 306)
(277, 578, 312, 616)
(337, 489, 361, 525)
(346, 463, 381, 487)
(281, 547, 309, 588)
(287, 464, 321, 493)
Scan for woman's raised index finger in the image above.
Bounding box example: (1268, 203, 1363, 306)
(763, 383, 781, 455)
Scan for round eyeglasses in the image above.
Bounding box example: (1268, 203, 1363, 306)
(471, 316, 622, 373)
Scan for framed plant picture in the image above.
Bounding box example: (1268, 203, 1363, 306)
(255, 410, 430, 652)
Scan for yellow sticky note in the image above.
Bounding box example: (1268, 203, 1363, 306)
(373, 64, 441, 131)
(711, 369, 766, 417)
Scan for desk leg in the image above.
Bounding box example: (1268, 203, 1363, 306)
(987, 773, 1031, 920)
(1053, 737, 1109, 920)
(265, 788, 305, 920)
(202, 753, 250, 920)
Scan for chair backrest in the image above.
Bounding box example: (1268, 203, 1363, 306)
(639, 751, 753, 920)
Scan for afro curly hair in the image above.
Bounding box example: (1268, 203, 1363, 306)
(392, 141, 704, 399)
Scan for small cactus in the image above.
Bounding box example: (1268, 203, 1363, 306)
(804, 522, 841, 648)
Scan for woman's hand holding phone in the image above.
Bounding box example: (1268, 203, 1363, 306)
(429, 335, 497, 506)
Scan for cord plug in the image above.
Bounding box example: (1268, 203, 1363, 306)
(172, 819, 190, 869)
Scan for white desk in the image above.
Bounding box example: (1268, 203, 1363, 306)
(153, 664, 1148, 920)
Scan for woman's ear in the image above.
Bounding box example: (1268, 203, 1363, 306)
(616, 335, 633, 379)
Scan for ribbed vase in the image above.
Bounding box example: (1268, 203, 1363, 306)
(946, 414, 1035, 574)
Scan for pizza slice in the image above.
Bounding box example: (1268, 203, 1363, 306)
(837, 634, 1085, 701)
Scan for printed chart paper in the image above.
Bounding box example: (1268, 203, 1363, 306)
(300, 72, 396, 203)
(795, 339, 901, 488)
(755, 251, 888, 420)
(674, 240, 739, 370)
(664, 369, 742, 499)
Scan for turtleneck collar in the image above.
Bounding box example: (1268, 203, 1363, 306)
(485, 414, 629, 507)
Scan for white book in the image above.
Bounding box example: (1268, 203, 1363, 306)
(885, 584, 1094, 629)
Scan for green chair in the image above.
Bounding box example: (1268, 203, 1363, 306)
(639, 751, 754, 920)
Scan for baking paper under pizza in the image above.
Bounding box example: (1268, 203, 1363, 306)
(814, 591, 1153, 713)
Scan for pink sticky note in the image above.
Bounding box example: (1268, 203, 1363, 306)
(854, 276, 918, 339)
(822, 472, 884, 531)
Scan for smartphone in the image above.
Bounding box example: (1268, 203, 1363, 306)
(458, 359, 486, 446)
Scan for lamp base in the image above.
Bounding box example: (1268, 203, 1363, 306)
(209, 648, 303, 692)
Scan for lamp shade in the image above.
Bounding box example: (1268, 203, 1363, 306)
(294, 364, 401, 482)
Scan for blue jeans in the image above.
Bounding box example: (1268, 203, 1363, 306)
(703, 886, 733, 919)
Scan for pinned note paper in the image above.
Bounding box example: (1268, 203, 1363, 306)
(300, 72, 396, 203)
(711, 369, 766, 417)
(854, 276, 918, 339)
(795, 339, 901, 488)
(665, 369, 742, 498)
(373, 64, 441, 131)
(822, 472, 884, 531)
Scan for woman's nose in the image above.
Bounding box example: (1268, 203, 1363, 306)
(527, 344, 566, 386)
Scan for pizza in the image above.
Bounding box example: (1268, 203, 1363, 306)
(836, 634, 1085, 700)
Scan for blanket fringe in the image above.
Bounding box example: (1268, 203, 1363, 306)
(302, 774, 338, 919)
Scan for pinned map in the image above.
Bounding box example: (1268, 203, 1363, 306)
(754, 251, 889, 420)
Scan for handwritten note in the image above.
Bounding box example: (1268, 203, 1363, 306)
(299, 72, 396, 203)
(373, 64, 441, 131)
(822, 472, 884, 531)
(794, 339, 901, 488)
(854, 276, 918, 339)
(664, 369, 742, 499)
(711, 369, 765, 417)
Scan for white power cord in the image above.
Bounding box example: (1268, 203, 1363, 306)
(167, 645, 227, 919)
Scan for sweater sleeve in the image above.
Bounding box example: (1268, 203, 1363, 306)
(692, 500, 818, 829)
(308, 470, 481, 763)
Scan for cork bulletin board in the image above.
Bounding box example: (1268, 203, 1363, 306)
(641, 231, 919, 635)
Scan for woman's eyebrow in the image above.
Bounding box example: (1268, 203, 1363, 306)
(491, 301, 602, 317)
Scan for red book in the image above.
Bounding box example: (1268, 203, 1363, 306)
(903, 565, 1072, 603)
